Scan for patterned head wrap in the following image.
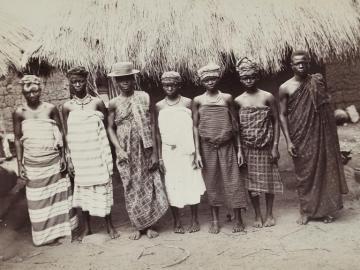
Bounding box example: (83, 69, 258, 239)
(161, 71, 182, 83)
(19, 75, 41, 85)
(197, 63, 221, 81)
(236, 57, 260, 77)
(66, 66, 89, 78)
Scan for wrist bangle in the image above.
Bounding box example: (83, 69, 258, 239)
(159, 158, 163, 161)
(274, 142, 278, 145)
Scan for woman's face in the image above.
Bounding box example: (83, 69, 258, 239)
(115, 75, 135, 93)
(162, 81, 181, 97)
(69, 74, 87, 94)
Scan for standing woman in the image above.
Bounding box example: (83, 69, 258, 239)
(107, 62, 168, 240)
(62, 66, 118, 240)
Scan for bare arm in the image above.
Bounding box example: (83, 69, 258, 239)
(106, 101, 121, 150)
(228, 95, 244, 166)
(13, 108, 25, 179)
(267, 94, 280, 162)
(154, 103, 162, 160)
(96, 99, 108, 128)
(50, 105, 66, 171)
(279, 86, 296, 157)
(192, 97, 203, 168)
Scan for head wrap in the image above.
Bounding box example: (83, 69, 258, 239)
(236, 57, 260, 77)
(161, 71, 182, 83)
(19, 75, 41, 85)
(197, 63, 221, 81)
(67, 66, 89, 78)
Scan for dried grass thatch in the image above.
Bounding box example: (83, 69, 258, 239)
(26, 0, 360, 81)
(0, 10, 32, 77)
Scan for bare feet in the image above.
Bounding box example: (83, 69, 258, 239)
(296, 214, 309, 225)
(129, 230, 141, 240)
(323, 215, 335, 224)
(264, 216, 276, 227)
(209, 221, 220, 234)
(107, 226, 120, 239)
(47, 238, 63, 246)
(174, 224, 185, 234)
(188, 221, 200, 233)
(232, 222, 245, 233)
(78, 227, 92, 242)
(146, 228, 159, 239)
(253, 216, 263, 228)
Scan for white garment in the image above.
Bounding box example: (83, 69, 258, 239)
(158, 106, 205, 208)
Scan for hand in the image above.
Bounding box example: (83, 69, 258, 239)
(158, 159, 166, 174)
(67, 158, 75, 178)
(60, 155, 67, 172)
(149, 152, 159, 171)
(271, 147, 280, 164)
(237, 151, 245, 167)
(18, 164, 28, 181)
(116, 147, 128, 163)
(194, 153, 203, 169)
(287, 142, 297, 157)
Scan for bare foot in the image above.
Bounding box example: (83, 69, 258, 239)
(77, 227, 92, 242)
(47, 238, 63, 246)
(188, 221, 200, 233)
(174, 224, 185, 234)
(296, 214, 309, 225)
(253, 216, 263, 228)
(264, 216, 276, 227)
(232, 222, 245, 233)
(209, 221, 220, 234)
(107, 227, 120, 239)
(129, 230, 141, 240)
(323, 215, 335, 224)
(146, 229, 159, 239)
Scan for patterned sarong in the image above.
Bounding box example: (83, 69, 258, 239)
(21, 119, 77, 246)
(239, 107, 283, 194)
(158, 107, 205, 208)
(67, 110, 113, 217)
(287, 74, 348, 218)
(114, 91, 168, 230)
(198, 105, 247, 209)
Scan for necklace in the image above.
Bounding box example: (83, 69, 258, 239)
(165, 95, 181, 106)
(72, 94, 92, 109)
(205, 90, 221, 104)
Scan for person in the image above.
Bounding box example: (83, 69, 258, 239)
(13, 75, 78, 246)
(62, 66, 118, 240)
(279, 50, 348, 225)
(107, 62, 168, 240)
(156, 71, 206, 234)
(192, 63, 247, 234)
(235, 58, 283, 228)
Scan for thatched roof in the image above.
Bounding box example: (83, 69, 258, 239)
(0, 10, 32, 77)
(26, 0, 360, 81)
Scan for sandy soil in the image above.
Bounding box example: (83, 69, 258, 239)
(1, 123, 360, 270)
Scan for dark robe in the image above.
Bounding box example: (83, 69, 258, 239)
(287, 73, 348, 218)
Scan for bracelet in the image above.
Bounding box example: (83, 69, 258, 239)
(274, 142, 279, 145)
(159, 159, 163, 161)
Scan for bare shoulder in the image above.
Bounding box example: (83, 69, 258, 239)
(182, 96, 192, 108)
(156, 99, 166, 111)
(260, 89, 275, 101)
(222, 92, 233, 104)
(14, 105, 25, 118)
(279, 79, 293, 95)
(193, 94, 203, 104)
(234, 93, 246, 103)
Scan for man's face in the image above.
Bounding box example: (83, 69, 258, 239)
(162, 81, 180, 98)
(201, 76, 219, 91)
(291, 55, 310, 76)
(115, 75, 135, 93)
(22, 83, 41, 105)
(239, 70, 257, 90)
(69, 75, 87, 94)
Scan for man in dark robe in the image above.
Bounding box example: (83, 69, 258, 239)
(279, 50, 348, 225)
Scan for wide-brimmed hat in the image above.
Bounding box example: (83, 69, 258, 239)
(107, 62, 140, 77)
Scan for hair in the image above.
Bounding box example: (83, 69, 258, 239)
(291, 50, 310, 62)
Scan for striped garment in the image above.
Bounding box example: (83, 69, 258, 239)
(198, 105, 247, 209)
(239, 107, 283, 194)
(21, 119, 78, 246)
(67, 110, 113, 217)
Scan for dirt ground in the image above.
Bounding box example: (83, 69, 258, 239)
(1, 123, 360, 270)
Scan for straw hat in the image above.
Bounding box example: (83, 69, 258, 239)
(107, 62, 140, 77)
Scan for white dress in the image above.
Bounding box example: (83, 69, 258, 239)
(158, 106, 206, 208)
